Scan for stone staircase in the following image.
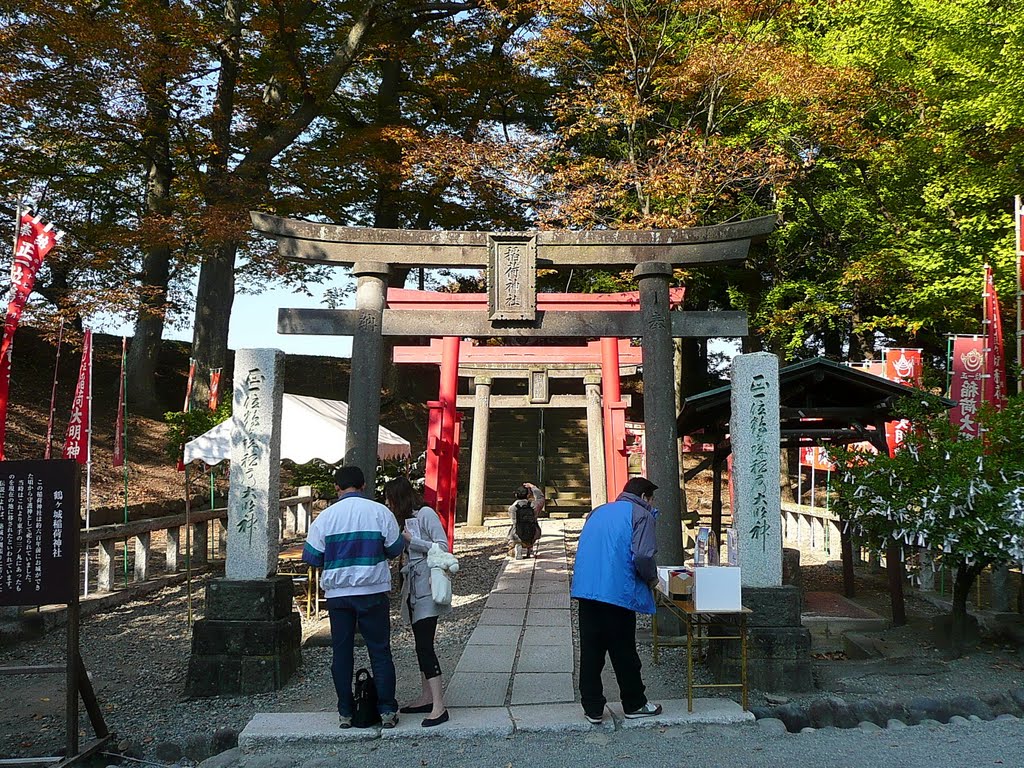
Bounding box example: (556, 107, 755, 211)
(460, 408, 593, 521)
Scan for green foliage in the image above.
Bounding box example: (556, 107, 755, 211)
(289, 460, 337, 499)
(831, 394, 1024, 569)
(164, 401, 231, 465)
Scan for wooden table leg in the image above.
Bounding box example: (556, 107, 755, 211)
(686, 613, 694, 713)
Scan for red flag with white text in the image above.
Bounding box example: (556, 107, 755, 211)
(983, 265, 1007, 410)
(0, 212, 60, 458)
(62, 330, 92, 464)
(884, 348, 922, 455)
(949, 335, 987, 439)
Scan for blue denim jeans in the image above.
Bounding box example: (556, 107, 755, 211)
(326, 592, 397, 716)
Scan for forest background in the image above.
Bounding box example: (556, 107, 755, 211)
(1, 0, 1022, 412)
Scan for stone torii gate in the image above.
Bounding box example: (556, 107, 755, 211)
(251, 213, 776, 565)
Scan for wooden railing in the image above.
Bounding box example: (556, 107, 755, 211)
(81, 487, 314, 594)
(781, 501, 841, 559)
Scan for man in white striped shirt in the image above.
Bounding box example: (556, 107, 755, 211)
(303, 465, 407, 729)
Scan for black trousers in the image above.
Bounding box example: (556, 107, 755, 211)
(411, 615, 442, 679)
(577, 598, 647, 716)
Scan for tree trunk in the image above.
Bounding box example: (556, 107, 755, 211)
(950, 562, 983, 658)
(848, 305, 874, 362)
(190, 241, 237, 409)
(840, 524, 856, 598)
(886, 542, 906, 627)
(780, 449, 796, 503)
(127, 0, 175, 415)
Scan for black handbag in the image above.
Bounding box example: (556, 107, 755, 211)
(352, 668, 381, 728)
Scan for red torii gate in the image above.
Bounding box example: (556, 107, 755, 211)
(388, 288, 684, 542)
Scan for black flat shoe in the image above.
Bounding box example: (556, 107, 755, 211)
(422, 710, 450, 727)
(399, 703, 432, 714)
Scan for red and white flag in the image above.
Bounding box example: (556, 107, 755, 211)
(949, 335, 987, 439)
(62, 330, 92, 464)
(0, 211, 60, 459)
(208, 368, 222, 411)
(983, 264, 1007, 410)
(883, 348, 922, 455)
(113, 336, 126, 468)
(799, 446, 836, 471)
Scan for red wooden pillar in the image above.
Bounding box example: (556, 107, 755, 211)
(601, 337, 628, 501)
(422, 401, 444, 509)
(447, 412, 463, 545)
(425, 336, 461, 542)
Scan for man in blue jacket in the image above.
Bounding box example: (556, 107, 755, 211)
(570, 476, 662, 724)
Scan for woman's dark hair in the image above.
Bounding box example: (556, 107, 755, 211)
(514, 485, 530, 500)
(384, 476, 421, 527)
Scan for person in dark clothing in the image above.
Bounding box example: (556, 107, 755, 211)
(570, 476, 663, 724)
(507, 485, 541, 558)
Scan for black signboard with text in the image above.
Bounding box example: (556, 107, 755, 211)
(0, 459, 80, 606)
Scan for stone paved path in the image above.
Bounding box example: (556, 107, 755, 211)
(236, 520, 752, 747)
(445, 520, 574, 708)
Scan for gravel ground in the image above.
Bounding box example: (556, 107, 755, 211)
(4, 521, 1024, 764)
(0, 530, 507, 762)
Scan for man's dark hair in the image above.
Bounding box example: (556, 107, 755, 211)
(622, 477, 658, 498)
(334, 465, 365, 491)
(514, 485, 530, 500)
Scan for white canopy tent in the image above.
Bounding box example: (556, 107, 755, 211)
(183, 393, 412, 466)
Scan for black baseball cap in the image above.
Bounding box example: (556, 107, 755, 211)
(622, 477, 658, 497)
(334, 465, 366, 490)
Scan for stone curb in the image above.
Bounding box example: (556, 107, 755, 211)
(237, 699, 751, 751)
(750, 689, 1024, 733)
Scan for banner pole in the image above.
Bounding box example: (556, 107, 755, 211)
(83, 332, 93, 596)
(44, 316, 65, 460)
(121, 336, 130, 587)
(1016, 195, 1022, 395)
(185, 461, 193, 626)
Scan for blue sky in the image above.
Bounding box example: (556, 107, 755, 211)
(101, 274, 357, 358)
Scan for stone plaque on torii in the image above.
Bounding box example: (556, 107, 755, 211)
(251, 212, 776, 564)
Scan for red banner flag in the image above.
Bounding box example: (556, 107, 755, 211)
(883, 348, 922, 455)
(983, 264, 1007, 409)
(113, 336, 126, 468)
(0, 211, 60, 459)
(62, 330, 92, 464)
(208, 368, 222, 411)
(950, 335, 987, 439)
(799, 446, 836, 471)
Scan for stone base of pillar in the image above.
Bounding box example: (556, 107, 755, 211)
(186, 577, 302, 697)
(709, 585, 813, 692)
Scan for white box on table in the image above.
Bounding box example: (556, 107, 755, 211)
(692, 566, 742, 612)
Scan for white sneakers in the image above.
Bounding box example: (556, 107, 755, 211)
(624, 702, 663, 718)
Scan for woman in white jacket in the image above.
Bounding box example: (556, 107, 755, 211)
(384, 476, 450, 727)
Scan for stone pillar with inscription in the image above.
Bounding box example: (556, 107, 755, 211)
(186, 348, 302, 697)
(731, 352, 782, 587)
(466, 376, 492, 528)
(346, 262, 389, 479)
(712, 351, 811, 691)
(584, 374, 607, 508)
